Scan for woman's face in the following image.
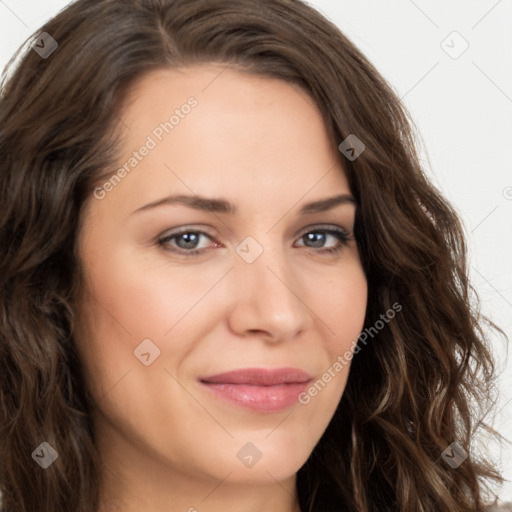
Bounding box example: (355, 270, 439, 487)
(74, 65, 367, 500)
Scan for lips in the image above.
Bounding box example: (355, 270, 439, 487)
(199, 367, 313, 412)
(200, 367, 312, 386)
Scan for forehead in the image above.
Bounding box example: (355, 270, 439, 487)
(118, 64, 335, 156)
(90, 64, 351, 218)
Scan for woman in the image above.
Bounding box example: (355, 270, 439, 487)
(0, 0, 508, 511)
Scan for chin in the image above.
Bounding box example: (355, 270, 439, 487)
(223, 437, 313, 484)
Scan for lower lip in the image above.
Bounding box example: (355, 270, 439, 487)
(200, 381, 311, 412)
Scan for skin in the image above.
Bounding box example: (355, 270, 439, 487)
(73, 65, 368, 512)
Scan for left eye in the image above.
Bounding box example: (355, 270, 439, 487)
(157, 226, 352, 256)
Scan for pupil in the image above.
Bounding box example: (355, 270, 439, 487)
(306, 232, 325, 247)
(178, 233, 199, 249)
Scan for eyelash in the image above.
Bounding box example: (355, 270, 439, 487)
(157, 225, 353, 257)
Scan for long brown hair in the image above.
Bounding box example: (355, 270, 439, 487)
(0, 0, 507, 510)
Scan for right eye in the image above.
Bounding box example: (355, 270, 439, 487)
(157, 229, 220, 256)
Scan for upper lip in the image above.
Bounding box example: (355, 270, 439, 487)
(200, 367, 313, 386)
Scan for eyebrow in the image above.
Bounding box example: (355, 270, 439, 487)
(131, 192, 357, 216)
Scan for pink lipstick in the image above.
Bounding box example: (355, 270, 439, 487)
(199, 367, 312, 413)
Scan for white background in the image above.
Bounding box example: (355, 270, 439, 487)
(1, 0, 511, 503)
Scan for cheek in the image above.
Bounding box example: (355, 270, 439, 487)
(314, 261, 368, 354)
(73, 246, 225, 399)
(297, 266, 367, 426)
(79, 237, 218, 339)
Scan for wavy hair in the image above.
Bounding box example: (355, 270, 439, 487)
(0, 0, 507, 510)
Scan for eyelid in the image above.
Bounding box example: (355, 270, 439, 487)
(297, 223, 350, 236)
(157, 223, 351, 241)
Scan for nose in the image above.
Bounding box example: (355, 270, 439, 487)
(227, 243, 313, 343)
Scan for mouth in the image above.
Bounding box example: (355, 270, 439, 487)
(198, 367, 313, 413)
